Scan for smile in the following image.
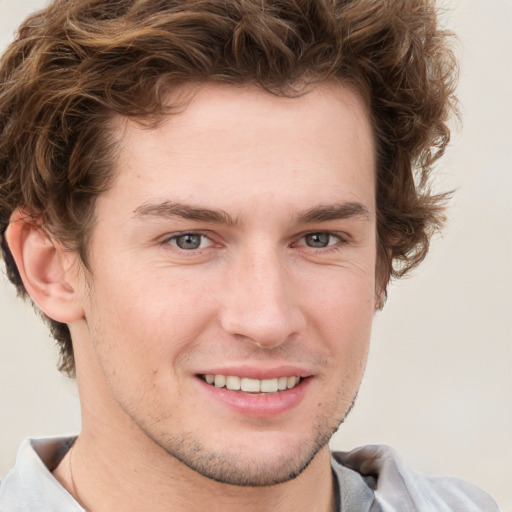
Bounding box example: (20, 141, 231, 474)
(200, 374, 302, 393)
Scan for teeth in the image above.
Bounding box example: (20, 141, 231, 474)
(241, 377, 261, 392)
(278, 376, 288, 390)
(214, 375, 226, 388)
(260, 378, 278, 393)
(203, 374, 302, 393)
(287, 376, 298, 388)
(225, 375, 241, 391)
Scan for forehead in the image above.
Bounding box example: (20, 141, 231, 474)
(104, 82, 376, 219)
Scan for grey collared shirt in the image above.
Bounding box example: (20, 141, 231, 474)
(0, 438, 500, 511)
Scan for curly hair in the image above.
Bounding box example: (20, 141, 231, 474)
(0, 0, 458, 376)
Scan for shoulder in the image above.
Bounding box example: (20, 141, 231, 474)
(331, 445, 500, 512)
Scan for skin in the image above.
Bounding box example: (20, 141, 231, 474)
(48, 81, 378, 511)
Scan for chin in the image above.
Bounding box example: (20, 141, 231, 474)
(152, 417, 342, 487)
(170, 439, 327, 486)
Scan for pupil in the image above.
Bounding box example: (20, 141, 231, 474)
(306, 233, 329, 248)
(177, 234, 201, 249)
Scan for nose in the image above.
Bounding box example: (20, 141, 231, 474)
(219, 247, 306, 349)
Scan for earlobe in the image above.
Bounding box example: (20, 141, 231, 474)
(5, 210, 84, 323)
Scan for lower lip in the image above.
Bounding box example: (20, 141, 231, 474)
(196, 377, 311, 418)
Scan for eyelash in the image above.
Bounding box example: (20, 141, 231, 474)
(163, 230, 348, 253)
(294, 231, 345, 250)
(164, 231, 214, 251)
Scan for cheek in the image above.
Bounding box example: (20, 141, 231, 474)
(84, 268, 216, 365)
(304, 269, 375, 362)
(306, 263, 376, 322)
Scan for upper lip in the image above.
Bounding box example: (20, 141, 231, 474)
(195, 365, 313, 380)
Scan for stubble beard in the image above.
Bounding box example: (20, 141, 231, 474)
(140, 392, 358, 487)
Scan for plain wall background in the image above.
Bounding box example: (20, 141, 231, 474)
(1, 0, 511, 509)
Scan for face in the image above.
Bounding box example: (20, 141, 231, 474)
(73, 82, 377, 486)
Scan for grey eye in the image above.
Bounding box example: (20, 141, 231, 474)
(173, 233, 203, 250)
(304, 232, 332, 248)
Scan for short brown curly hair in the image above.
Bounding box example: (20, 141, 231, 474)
(0, 0, 458, 376)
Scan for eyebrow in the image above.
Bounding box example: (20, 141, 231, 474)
(132, 201, 237, 225)
(297, 202, 371, 224)
(132, 200, 371, 225)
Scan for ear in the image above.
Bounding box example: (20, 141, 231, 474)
(5, 210, 85, 323)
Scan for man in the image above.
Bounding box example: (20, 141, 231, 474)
(0, 0, 500, 510)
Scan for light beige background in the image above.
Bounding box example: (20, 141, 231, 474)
(1, 0, 511, 510)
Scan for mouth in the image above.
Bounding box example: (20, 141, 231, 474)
(199, 374, 303, 394)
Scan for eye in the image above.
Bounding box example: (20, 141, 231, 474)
(167, 233, 212, 250)
(302, 232, 340, 248)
